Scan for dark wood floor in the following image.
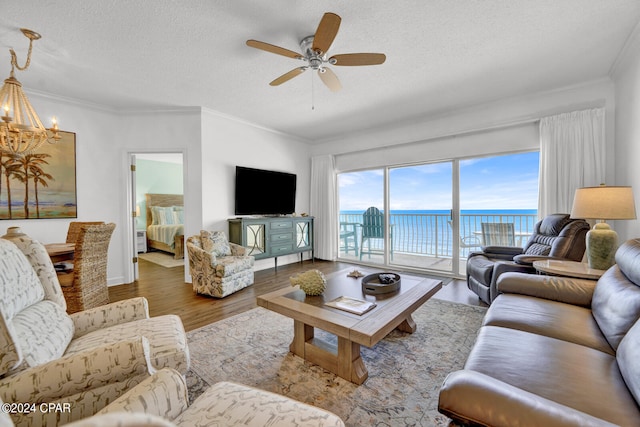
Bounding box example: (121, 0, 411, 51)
(109, 258, 486, 332)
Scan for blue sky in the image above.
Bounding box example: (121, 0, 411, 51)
(338, 151, 539, 211)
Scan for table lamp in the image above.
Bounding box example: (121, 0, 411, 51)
(570, 185, 636, 270)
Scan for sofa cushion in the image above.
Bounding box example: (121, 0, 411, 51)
(12, 300, 74, 370)
(6, 234, 67, 310)
(65, 314, 190, 375)
(592, 262, 640, 351)
(0, 239, 45, 320)
(616, 238, 640, 286)
(617, 320, 640, 406)
(214, 256, 254, 278)
(484, 294, 614, 355)
(465, 326, 640, 425)
(200, 231, 232, 257)
(0, 238, 53, 376)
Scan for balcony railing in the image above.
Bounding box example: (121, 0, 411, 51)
(339, 211, 538, 259)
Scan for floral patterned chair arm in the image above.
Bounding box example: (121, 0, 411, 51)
(230, 242, 247, 256)
(0, 337, 152, 426)
(71, 297, 150, 338)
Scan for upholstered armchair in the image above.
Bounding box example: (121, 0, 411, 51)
(65, 368, 345, 427)
(0, 234, 190, 424)
(466, 213, 590, 304)
(186, 230, 254, 298)
(0, 338, 153, 426)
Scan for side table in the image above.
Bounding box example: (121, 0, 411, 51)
(533, 260, 606, 280)
(136, 229, 147, 253)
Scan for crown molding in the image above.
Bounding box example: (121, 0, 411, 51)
(610, 18, 640, 78)
(23, 87, 311, 143)
(25, 87, 116, 113)
(201, 106, 311, 144)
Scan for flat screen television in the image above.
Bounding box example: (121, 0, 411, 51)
(234, 166, 297, 216)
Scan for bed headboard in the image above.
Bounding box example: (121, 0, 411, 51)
(145, 193, 184, 228)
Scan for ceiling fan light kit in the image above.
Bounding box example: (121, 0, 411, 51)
(246, 12, 386, 92)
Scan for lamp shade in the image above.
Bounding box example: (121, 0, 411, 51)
(570, 186, 636, 221)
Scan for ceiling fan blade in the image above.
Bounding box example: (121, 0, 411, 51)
(270, 67, 307, 86)
(318, 68, 341, 92)
(330, 53, 386, 66)
(312, 12, 341, 54)
(246, 39, 302, 59)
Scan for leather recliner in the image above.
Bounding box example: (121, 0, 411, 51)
(466, 213, 590, 304)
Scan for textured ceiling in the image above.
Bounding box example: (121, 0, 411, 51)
(1, 1, 639, 143)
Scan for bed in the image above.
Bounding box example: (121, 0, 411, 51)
(145, 193, 184, 259)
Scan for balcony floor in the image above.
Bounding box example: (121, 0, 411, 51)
(338, 251, 469, 277)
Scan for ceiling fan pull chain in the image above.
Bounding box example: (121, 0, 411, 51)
(311, 70, 315, 110)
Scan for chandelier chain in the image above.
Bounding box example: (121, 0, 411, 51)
(9, 38, 35, 76)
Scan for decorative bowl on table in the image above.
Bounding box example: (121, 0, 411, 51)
(361, 272, 401, 295)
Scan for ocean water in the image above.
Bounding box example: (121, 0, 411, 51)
(339, 209, 538, 256)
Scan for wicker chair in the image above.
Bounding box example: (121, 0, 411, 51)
(66, 221, 104, 244)
(59, 223, 115, 313)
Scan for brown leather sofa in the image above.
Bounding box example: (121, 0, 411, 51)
(466, 213, 589, 304)
(439, 238, 640, 426)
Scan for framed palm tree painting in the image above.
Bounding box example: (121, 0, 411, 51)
(0, 131, 77, 220)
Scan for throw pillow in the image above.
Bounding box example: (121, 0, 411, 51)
(172, 206, 184, 224)
(200, 230, 232, 257)
(151, 207, 175, 225)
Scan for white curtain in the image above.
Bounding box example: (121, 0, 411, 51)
(310, 155, 338, 260)
(538, 108, 605, 217)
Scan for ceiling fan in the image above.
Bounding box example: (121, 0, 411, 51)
(246, 12, 386, 92)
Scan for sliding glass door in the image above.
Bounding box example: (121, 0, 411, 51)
(338, 169, 385, 266)
(388, 162, 453, 273)
(337, 151, 539, 277)
(458, 151, 540, 273)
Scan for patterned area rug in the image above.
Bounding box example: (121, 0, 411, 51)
(186, 297, 486, 426)
(138, 251, 183, 268)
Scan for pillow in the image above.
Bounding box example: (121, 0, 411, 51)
(151, 207, 175, 225)
(200, 230, 232, 257)
(172, 206, 184, 224)
(150, 207, 161, 225)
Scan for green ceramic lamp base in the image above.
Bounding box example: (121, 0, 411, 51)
(586, 222, 617, 270)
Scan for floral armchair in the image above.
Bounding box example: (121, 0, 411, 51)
(186, 231, 254, 298)
(0, 234, 190, 425)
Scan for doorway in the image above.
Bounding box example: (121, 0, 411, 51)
(131, 152, 185, 281)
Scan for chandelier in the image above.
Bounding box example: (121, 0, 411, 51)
(0, 28, 59, 157)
